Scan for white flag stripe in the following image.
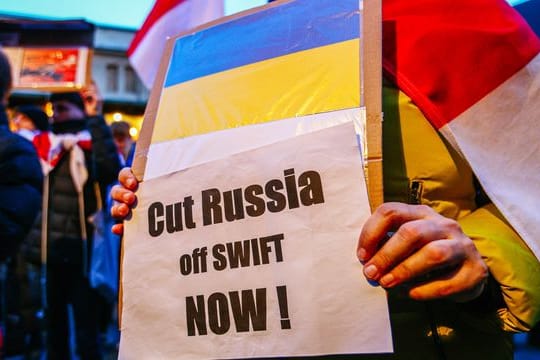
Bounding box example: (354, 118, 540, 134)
(441, 52, 540, 260)
(129, 0, 223, 88)
(144, 108, 366, 180)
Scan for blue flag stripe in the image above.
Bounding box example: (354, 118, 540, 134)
(164, 0, 360, 87)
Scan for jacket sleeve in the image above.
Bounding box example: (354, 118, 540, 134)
(87, 115, 121, 187)
(0, 133, 43, 259)
(459, 203, 540, 332)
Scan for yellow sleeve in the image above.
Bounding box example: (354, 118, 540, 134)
(459, 203, 540, 332)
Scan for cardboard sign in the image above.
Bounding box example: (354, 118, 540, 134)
(120, 122, 392, 358)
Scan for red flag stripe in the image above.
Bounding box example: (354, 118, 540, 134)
(382, 0, 540, 129)
(127, 0, 186, 56)
(32, 132, 51, 163)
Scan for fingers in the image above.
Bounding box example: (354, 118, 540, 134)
(407, 253, 488, 302)
(110, 167, 139, 233)
(110, 202, 132, 219)
(111, 223, 124, 236)
(377, 239, 465, 288)
(362, 217, 455, 283)
(357, 202, 489, 302)
(358, 203, 435, 262)
(110, 184, 136, 206)
(118, 167, 138, 191)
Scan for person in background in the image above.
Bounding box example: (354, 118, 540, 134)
(21, 88, 120, 359)
(0, 52, 43, 262)
(11, 105, 50, 140)
(110, 120, 135, 166)
(0, 49, 43, 356)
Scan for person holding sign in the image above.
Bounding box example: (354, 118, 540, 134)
(111, 147, 539, 360)
(109, 74, 540, 360)
(110, 1, 540, 359)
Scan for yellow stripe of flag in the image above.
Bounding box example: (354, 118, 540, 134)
(151, 39, 360, 143)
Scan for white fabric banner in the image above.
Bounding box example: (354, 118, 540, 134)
(120, 122, 392, 358)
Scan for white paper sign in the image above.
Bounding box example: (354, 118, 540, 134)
(120, 122, 393, 359)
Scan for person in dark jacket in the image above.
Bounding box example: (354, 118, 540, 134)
(0, 51, 43, 261)
(0, 49, 43, 357)
(23, 89, 120, 359)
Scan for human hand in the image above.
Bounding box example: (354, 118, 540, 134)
(80, 81, 103, 116)
(357, 203, 488, 302)
(110, 167, 139, 235)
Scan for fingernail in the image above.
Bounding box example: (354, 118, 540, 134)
(379, 273, 395, 287)
(126, 178, 135, 188)
(358, 248, 367, 263)
(364, 264, 378, 279)
(123, 193, 132, 202)
(119, 205, 128, 216)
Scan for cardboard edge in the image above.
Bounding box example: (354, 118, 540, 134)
(363, 0, 383, 211)
(131, 37, 175, 182)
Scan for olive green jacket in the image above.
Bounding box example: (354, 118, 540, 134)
(362, 85, 540, 360)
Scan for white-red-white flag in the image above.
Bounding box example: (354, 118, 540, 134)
(383, 0, 540, 259)
(20, 130, 92, 175)
(127, 0, 224, 89)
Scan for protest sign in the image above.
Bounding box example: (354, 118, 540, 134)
(120, 122, 392, 358)
(120, 0, 389, 357)
(132, 0, 383, 207)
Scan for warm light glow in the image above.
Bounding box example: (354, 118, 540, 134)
(45, 102, 54, 117)
(129, 127, 138, 138)
(113, 112, 123, 121)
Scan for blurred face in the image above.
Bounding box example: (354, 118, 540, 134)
(114, 135, 134, 159)
(12, 113, 36, 131)
(51, 101, 85, 123)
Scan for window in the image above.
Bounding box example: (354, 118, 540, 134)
(106, 63, 119, 92)
(125, 66, 138, 94)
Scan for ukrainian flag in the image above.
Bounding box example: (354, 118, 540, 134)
(151, 0, 362, 143)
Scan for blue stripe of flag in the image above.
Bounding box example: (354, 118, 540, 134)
(164, 0, 360, 87)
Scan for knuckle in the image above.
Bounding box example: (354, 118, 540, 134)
(110, 185, 121, 198)
(397, 222, 422, 243)
(395, 262, 413, 281)
(435, 217, 462, 235)
(111, 204, 123, 219)
(377, 203, 400, 220)
(374, 251, 394, 271)
(416, 204, 434, 215)
(424, 242, 449, 264)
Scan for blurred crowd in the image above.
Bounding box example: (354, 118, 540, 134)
(2, 3, 540, 356)
(0, 48, 134, 359)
